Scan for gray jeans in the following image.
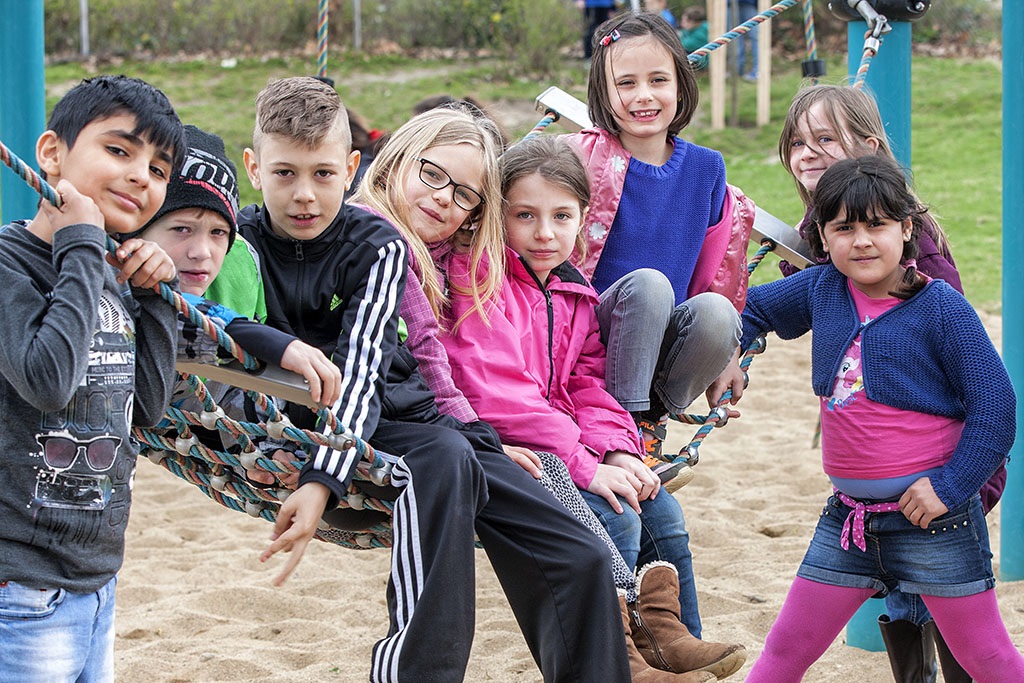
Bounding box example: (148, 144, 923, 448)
(595, 269, 741, 414)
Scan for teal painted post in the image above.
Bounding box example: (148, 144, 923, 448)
(0, 0, 47, 222)
(1001, 0, 1024, 581)
(848, 20, 912, 166)
(843, 18, 913, 653)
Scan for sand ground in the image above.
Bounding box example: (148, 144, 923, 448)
(115, 314, 1023, 682)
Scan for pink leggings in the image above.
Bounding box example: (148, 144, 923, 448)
(747, 577, 1024, 682)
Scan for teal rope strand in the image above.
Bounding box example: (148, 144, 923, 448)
(688, 0, 798, 63)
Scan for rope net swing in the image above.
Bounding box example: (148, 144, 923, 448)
(0, 0, 889, 552)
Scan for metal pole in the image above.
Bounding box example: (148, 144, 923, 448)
(0, 0, 47, 223)
(843, 16, 912, 653)
(354, 0, 362, 52)
(1001, 0, 1024, 582)
(79, 0, 89, 57)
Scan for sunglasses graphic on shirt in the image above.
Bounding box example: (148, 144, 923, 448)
(35, 433, 122, 472)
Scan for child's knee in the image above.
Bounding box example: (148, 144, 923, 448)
(675, 292, 740, 351)
(612, 269, 675, 315)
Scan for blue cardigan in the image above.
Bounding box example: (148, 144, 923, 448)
(740, 264, 1015, 510)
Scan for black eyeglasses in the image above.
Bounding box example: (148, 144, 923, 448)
(414, 157, 485, 212)
(36, 434, 121, 472)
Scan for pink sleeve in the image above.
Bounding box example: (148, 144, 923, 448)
(687, 184, 755, 312)
(399, 262, 478, 423)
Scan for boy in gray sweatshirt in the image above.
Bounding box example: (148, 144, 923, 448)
(0, 75, 184, 682)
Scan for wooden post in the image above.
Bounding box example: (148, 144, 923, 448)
(756, 0, 771, 125)
(708, 0, 726, 130)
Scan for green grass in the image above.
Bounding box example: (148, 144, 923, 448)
(38, 51, 1003, 312)
(686, 55, 1003, 312)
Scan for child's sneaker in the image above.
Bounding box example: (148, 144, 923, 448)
(638, 416, 668, 462)
(639, 415, 695, 492)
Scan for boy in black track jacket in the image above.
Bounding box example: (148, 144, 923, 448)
(239, 77, 629, 682)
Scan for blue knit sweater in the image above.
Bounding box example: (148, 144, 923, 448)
(740, 264, 1015, 510)
(590, 139, 726, 304)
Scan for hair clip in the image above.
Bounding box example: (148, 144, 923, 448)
(600, 29, 621, 46)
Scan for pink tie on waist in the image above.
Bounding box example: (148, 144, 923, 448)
(835, 490, 902, 552)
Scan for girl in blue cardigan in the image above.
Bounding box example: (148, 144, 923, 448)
(712, 156, 1024, 682)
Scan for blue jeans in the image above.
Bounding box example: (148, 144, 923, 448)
(886, 588, 931, 625)
(596, 269, 741, 414)
(730, 0, 759, 77)
(0, 576, 116, 682)
(580, 488, 702, 637)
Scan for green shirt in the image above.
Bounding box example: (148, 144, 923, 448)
(205, 235, 267, 322)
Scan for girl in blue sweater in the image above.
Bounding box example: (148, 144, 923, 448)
(712, 155, 1024, 682)
(568, 13, 755, 489)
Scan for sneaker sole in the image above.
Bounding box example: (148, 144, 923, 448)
(650, 461, 695, 493)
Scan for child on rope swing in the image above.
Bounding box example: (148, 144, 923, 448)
(0, 74, 185, 681)
(438, 134, 747, 682)
(565, 12, 755, 490)
(238, 77, 631, 682)
(135, 123, 342, 458)
(773, 83, 1006, 682)
(709, 154, 1024, 682)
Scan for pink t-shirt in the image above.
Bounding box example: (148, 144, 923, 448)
(820, 282, 963, 482)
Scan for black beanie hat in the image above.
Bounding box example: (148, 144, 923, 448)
(146, 125, 239, 247)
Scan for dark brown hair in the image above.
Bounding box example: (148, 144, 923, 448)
(501, 136, 590, 260)
(809, 155, 929, 299)
(587, 12, 699, 139)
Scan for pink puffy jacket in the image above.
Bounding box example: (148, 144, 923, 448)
(441, 249, 644, 488)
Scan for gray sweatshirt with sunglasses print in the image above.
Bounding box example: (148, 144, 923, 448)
(0, 221, 177, 593)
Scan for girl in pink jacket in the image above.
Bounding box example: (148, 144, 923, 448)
(569, 13, 755, 485)
(442, 136, 746, 681)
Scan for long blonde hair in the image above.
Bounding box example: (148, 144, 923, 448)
(352, 106, 506, 323)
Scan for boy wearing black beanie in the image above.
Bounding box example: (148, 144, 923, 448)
(139, 124, 341, 407)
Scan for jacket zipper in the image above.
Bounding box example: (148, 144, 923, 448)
(519, 256, 556, 400)
(543, 287, 554, 400)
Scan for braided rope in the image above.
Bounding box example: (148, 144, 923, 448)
(853, 37, 882, 89)
(688, 0, 798, 63)
(665, 238, 776, 466)
(802, 0, 818, 61)
(521, 113, 557, 143)
(0, 141, 61, 206)
(317, 0, 329, 79)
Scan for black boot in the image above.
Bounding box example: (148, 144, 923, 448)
(877, 615, 938, 683)
(924, 620, 973, 682)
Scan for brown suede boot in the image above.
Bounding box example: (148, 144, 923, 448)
(630, 562, 747, 680)
(619, 593, 717, 682)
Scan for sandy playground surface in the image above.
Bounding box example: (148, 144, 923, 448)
(115, 313, 1024, 682)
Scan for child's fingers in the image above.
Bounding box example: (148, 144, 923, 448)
(271, 538, 311, 587)
(41, 180, 105, 231)
(319, 360, 342, 407)
(599, 488, 625, 515)
(504, 446, 542, 479)
(259, 528, 308, 586)
(303, 366, 323, 404)
(245, 468, 276, 485)
(112, 240, 175, 287)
